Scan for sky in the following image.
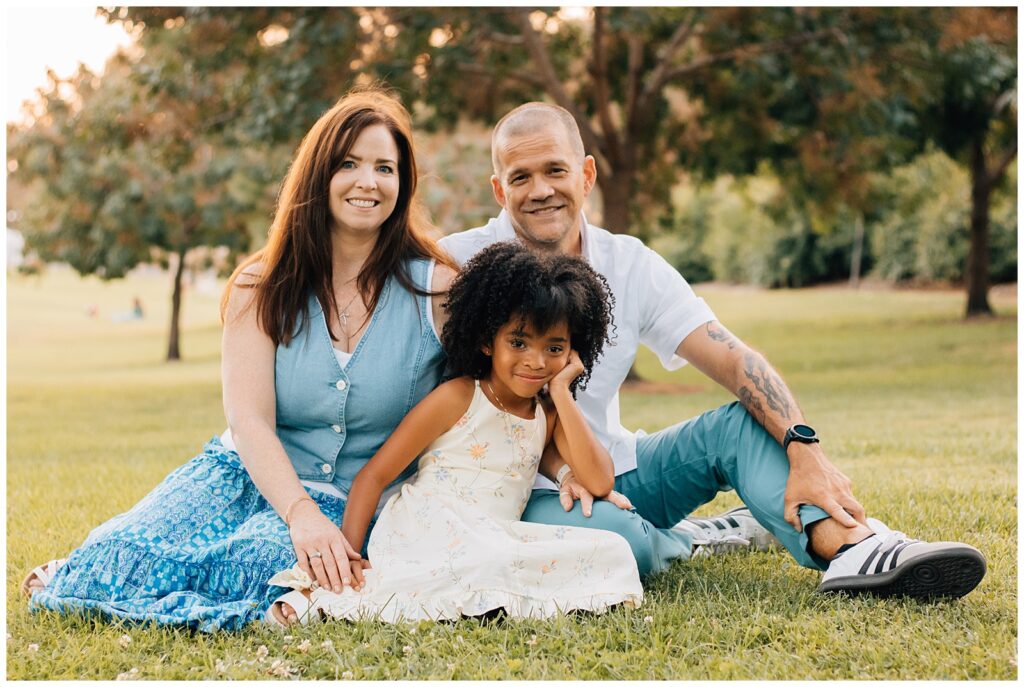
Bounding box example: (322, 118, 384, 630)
(5, 5, 134, 124)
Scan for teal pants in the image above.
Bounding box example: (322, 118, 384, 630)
(522, 402, 831, 578)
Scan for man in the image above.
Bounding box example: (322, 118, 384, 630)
(438, 102, 986, 599)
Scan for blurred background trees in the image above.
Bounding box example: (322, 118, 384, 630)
(6, 7, 1016, 360)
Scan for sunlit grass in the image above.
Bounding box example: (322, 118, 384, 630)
(7, 270, 1016, 679)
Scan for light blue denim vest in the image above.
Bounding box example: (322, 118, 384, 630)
(274, 258, 443, 492)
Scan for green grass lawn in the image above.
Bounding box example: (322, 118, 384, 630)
(7, 269, 1017, 679)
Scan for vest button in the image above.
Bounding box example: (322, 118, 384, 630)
(335, 380, 347, 391)
(321, 464, 332, 474)
(331, 424, 342, 433)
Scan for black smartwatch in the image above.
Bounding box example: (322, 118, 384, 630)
(783, 424, 819, 451)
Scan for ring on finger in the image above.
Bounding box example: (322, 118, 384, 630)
(309, 551, 323, 559)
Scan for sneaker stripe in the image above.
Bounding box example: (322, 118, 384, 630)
(857, 541, 884, 575)
(713, 520, 727, 531)
(874, 547, 896, 574)
(725, 516, 740, 528)
(889, 541, 914, 568)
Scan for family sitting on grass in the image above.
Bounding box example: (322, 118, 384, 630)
(23, 88, 987, 631)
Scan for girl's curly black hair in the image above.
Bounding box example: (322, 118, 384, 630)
(441, 241, 615, 396)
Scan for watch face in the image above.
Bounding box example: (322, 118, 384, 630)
(793, 424, 816, 438)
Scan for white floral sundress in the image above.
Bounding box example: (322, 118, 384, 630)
(270, 380, 643, 622)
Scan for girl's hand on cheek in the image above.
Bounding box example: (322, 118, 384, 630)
(550, 350, 584, 391)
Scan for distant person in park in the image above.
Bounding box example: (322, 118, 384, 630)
(111, 296, 145, 322)
(438, 102, 987, 601)
(22, 88, 460, 631)
(267, 242, 642, 624)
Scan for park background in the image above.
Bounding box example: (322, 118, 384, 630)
(5, 6, 1017, 680)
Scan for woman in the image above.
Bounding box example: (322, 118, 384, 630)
(24, 87, 458, 631)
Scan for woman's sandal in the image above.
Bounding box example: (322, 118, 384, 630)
(265, 589, 323, 627)
(20, 558, 68, 597)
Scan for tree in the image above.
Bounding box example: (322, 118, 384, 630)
(9, 56, 253, 360)
(8, 7, 369, 360)
(370, 7, 879, 238)
(677, 9, 931, 287)
(916, 8, 1016, 317)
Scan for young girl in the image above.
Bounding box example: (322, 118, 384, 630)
(267, 241, 643, 623)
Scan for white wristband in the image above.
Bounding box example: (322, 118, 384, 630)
(555, 464, 573, 488)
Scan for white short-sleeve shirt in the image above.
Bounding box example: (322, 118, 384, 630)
(439, 210, 716, 488)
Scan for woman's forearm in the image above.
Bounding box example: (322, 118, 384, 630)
(230, 416, 312, 521)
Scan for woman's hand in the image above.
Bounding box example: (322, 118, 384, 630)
(287, 500, 361, 593)
(550, 350, 584, 392)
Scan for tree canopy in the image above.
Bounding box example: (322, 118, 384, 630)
(6, 7, 1016, 362)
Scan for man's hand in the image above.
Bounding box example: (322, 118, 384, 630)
(558, 471, 633, 517)
(783, 444, 866, 532)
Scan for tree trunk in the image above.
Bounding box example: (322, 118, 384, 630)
(167, 246, 187, 361)
(849, 212, 864, 289)
(597, 174, 632, 235)
(597, 171, 644, 382)
(965, 138, 994, 318)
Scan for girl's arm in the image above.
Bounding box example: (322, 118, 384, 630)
(341, 377, 475, 563)
(546, 351, 616, 498)
(222, 269, 360, 595)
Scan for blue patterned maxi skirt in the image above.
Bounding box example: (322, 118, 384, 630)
(29, 437, 346, 632)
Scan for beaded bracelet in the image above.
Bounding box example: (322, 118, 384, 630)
(555, 464, 573, 488)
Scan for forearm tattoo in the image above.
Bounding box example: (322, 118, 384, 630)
(741, 351, 793, 423)
(705, 321, 795, 430)
(705, 322, 738, 349)
(737, 386, 766, 424)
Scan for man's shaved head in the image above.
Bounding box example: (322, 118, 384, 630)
(491, 103, 586, 174)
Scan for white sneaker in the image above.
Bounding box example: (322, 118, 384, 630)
(818, 518, 986, 600)
(675, 506, 781, 558)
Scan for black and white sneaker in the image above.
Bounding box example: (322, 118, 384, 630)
(818, 519, 986, 600)
(675, 506, 781, 557)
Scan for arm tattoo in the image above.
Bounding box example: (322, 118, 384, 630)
(741, 351, 793, 421)
(705, 322, 738, 349)
(737, 386, 766, 425)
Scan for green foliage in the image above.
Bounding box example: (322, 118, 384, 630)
(988, 181, 1018, 283)
(6, 8, 1016, 346)
(656, 170, 864, 288)
(922, 31, 1017, 159)
(655, 151, 1014, 288)
(377, 7, 922, 232)
(871, 152, 1017, 283)
(687, 9, 923, 205)
(7, 269, 1017, 679)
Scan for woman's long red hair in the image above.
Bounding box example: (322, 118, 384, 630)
(222, 86, 455, 345)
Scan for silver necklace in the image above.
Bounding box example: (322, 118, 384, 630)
(334, 271, 364, 345)
(337, 291, 360, 333)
